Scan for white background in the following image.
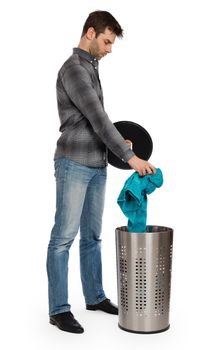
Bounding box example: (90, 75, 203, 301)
(1, 0, 218, 349)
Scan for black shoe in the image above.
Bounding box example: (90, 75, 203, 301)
(86, 298, 118, 315)
(50, 311, 84, 333)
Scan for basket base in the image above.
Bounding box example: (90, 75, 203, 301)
(118, 323, 170, 334)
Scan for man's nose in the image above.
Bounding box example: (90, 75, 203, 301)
(106, 45, 112, 53)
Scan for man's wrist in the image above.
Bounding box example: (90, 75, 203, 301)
(122, 149, 135, 163)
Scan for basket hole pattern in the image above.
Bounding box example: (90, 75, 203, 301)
(118, 243, 172, 318)
(120, 245, 128, 312)
(167, 244, 173, 311)
(169, 244, 173, 272)
(154, 247, 167, 316)
(135, 249, 147, 315)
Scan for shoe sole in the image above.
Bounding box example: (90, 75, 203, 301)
(50, 319, 56, 325)
(86, 307, 118, 315)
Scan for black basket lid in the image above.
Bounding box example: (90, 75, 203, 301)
(108, 121, 153, 169)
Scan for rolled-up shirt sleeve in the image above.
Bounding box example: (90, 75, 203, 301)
(60, 64, 135, 163)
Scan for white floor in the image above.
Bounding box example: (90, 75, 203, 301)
(1, 224, 217, 350)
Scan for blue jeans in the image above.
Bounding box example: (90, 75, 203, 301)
(47, 158, 107, 316)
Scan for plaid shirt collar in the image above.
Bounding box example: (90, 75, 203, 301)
(73, 47, 99, 71)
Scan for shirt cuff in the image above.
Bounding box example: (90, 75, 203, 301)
(121, 148, 135, 163)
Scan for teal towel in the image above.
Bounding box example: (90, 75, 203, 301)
(117, 169, 163, 232)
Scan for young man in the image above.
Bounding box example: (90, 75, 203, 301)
(47, 10, 156, 334)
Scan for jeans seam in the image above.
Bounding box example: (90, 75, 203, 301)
(57, 159, 69, 236)
(85, 177, 98, 303)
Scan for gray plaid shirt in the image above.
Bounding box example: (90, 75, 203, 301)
(54, 48, 135, 167)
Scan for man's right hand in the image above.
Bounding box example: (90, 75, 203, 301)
(128, 155, 156, 177)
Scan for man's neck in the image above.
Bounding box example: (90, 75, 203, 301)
(78, 39, 90, 54)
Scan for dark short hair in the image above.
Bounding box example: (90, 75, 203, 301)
(81, 10, 123, 38)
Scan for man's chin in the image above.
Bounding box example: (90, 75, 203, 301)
(98, 54, 106, 60)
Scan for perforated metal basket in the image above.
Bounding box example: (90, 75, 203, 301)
(115, 226, 173, 334)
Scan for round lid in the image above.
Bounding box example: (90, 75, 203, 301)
(108, 121, 153, 169)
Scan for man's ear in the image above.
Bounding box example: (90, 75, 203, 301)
(86, 27, 96, 40)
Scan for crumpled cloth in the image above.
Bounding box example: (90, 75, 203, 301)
(117, 169, 163, 232)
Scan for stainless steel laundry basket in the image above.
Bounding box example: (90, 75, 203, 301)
(115, 226, 173, 334)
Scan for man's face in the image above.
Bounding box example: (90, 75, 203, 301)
(89, 28, 116, 60)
